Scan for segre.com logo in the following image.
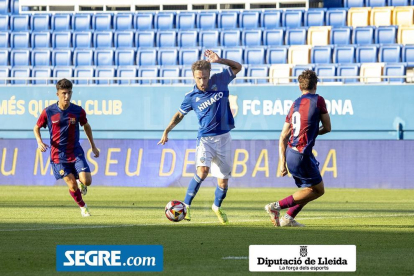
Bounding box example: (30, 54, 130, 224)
(56, 245, 163, 272)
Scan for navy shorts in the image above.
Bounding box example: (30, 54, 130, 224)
(286, 147, 322, 188)
(51, 155, 91, 180)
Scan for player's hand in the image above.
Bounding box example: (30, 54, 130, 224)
(157, 133, 168, 145)
(279, 163, 288, 177)
(37, 141, 49, 152)
(204, 50, 220, 63)
(92, 147, 100, 158)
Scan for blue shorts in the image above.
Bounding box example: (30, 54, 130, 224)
(286, 147, 322, 188)
(51, 155, 91, 180)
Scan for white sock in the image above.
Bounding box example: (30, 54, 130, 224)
(212, 204, 219, 211)
(285, 214, 293, 220)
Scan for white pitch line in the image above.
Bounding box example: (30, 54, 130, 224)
(222, 256, 248, 260)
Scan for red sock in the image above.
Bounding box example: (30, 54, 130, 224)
(278, 195, 295, 209)
(69, 189, 85, 207)
(287, 204, 305, 218)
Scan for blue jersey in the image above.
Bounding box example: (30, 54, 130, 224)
(179, 69, 236, 138)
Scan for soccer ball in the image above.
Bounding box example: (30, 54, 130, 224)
(165, 200, 187, 222)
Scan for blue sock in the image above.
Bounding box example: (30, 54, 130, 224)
(214, 185, 228, 207)
(184, 175, 203, 206)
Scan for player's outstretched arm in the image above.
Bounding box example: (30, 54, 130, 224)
(279, 122, 291, 177)
(204, 49, 242, 75)
(158, 111, 184, 145)
(33, 125, 49, 152)
(83, 123, 99, 158)
(319, 113, 331, 135)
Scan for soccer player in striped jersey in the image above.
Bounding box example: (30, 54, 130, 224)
(265, 70, 331, 227)
(33, 79, 99, 217)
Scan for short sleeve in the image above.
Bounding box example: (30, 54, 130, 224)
(217, 67, 236, 86)
(79, 108, 88, 126)
(317, 96, 328, 114)
(179, 95, 193, 115)
(36, 109, 48, 128)
(285, 104, 294, 123)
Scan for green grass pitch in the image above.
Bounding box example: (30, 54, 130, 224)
(0, 186, 413, 276)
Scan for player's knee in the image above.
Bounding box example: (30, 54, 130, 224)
(197, 167, 209, 179)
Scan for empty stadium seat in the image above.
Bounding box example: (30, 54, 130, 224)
(266, 46, 289, 64)
(398, 26, 414, 44)
(375, 26, 397, 44)
(117, 67, 137, 85)
(263, 29, 285, 46)
(261, 10, 282, 29)
(288, 45, 311, 65)
(136, 48, 157, 66)
(325, 8, 347, 27)
(179, 48, 199, 65)
(138, 66, 159, 84)
(135, 13, 154, 30)
(0, 49, 9, 65)
(242, 30, 262, 46)
(348, 7, 371, 27)
(305, 8, 326, 26)
(52, 14, 71, 31)
(73, 14, 92, 31)
(0, 32, 8, 48)
(11, 0, 19, 14)
(334, 45, 356, 63)
(73, 49, 93, 66)
(114, 31, 134, 48)
(95, 67, 116, 85)
(315, 64, 337, 82)
(155, 12, 175, 30)
(292, 65, 314, 82)
(344, 0, 365, 7)
(31, 32, 50, 49)
(94, 32, 113, 48)
(384, 63, 406, 82)
(389, 0, 409, 5)
(240, 11, 261, 29)
(244, 47, 265, 65)
(402, 45, 414, 65)
(330, 27, 352, 44)
(311, 46, 333, 63)
(211, 64, 225, 76)
(52, 32, 71, 48)
(11, 15, 30, 31)
(136, 31, 155, 48)
(379, 44, 402, 62)
(197, 11, 217, 29)
(308, 26, 331, 46)
(360, 62, 384, 82)
(248, 65, 269, 84)
(53, 67, 73, 82)
(0, 15, 9, 31)
(74, 67, 94, 85)
(114, 13, 134, 30)
(0, 0, 8, 14)
(356, 45, 379, 63)
(158, 48, 178, 65)
(286, 28, 307, 45)
(269, 64, 293, 84)
(72, 32, 92, 48)
(31, 49, 51, 66)
(199, 30, 219, 47)
(337, 63, 360, 82)
(31, 14, 50, 31)
(353, 26, 375, 44)
(178, 30, 198, 47)
(221, 30, 241, 47)
(283, 10, 304, 28)
(94, 49, 114, 66)
(0, 68, 9, 85)
(392, 7, 413, 26)
(366, 0, 387, 7)
(157, 31, 177, 47)
(115, 49, 135, 66)
(370, 7, 393, 26)
(93, 13, 112, 31)
(219, 11, 239, 29)
(222, 48, 243, 64)
(177, 12, 197, 29)
(52, 49, 72, 66)
(160, 66, 180, 84)
(11, 32, 30, 49)
(32, 68, 52, 85)
(181, 66, 193, 84)
(11, 67, 31, 85)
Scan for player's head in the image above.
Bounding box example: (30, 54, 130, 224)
(56, 78, 73, 105)
(192, 60, 211, 92)
(298, 70, 318, 93)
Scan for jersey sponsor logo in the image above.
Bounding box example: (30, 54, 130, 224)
(52, 120, 59, 124)
(197, 92, 224, 111)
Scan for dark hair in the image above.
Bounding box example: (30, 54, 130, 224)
(191, 60, 211, 73)
(298, 70, 318, 91)
(56, 78, 73, 91)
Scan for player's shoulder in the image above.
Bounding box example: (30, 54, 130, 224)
(44, 102, 58, 113)
(69, 102, 84, 111)
(184, 88, 196, 97)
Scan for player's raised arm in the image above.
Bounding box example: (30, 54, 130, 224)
(158, 111, 184, 145)
(278, 122, 291, 177)
(205, 49, 242, 75)
(82, 122, 99, 158)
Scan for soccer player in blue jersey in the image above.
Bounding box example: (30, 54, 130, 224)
(265, 70, 331, 227)
(158, 50, 242, 224)
(33, 79, 99, 217)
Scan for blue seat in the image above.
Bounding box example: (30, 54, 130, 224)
(115, 49, 135, 66)
(135, 13, 154, 30)
(325, 8, 347, 27)
(114, 31, 134, 48)
(0, 49, 9, 65)
(344, 0, 365, 7)
(244, 47, 265, 65)
(0, 68, 9, 84)
(114, 13, 134, 30)
(242, 30, 262, 46)
(330, 27, 352, 44)
(53, 67, 73, 82)
(337, 63, 360, 82)
(52, 49, 72, 66)
(305, 8, 326, 26)
(72, 32, 92, 48)
(0, 0, 9, 14)
(73, 14, 92, 31)
(117, 66, 137, 85)
(383, 63, 406, 83)
(158, 48, 178, 65)
(334, 45, 356, 63)
(94, 32, 113, 48)
(222, 48, 243, 64)
(211, 64, 225, 75)
(181, 66, 193, 84)
(248, 65, 269, 84)
(160, 66, 180, 84)
(177, 12, 197, 29)
(178, 30, 198, 47)
(11, 15, 30, 31)
(31, 14, 50, 31)
(155, 12, 175, 30)
(366, 0, 387, 6)
(136, 31, 155, 48)
(379, 44, 402, 63)
(136, 48, 157, 66)
(74, 67, 94, 85)
(356, 45, 379, 63)
(315, 64, 337, 82)
(11, 50, 30, 66)
(375, 26, 397, 44)
(31, 49, 51, 66)
(93, 13, 112, 31)
(31, 32, 50, 49)
(138, 66, 159, 84)
(402, 45, 414, 66)
(240, 11, 261, 29)
(95, 67, 116, 85)
(73, 49, 93, 66)
(285, 28, 307, 45)
(197, 11, 217, 29)
(263, 28, 285, 46)
(221, 30, 241, 47)
(283, 10, 304, 28)
(11, 0, 19, 14)
(292, 65, 315, 82)
(52, 32, 71, 48)
(0, 15, 9, 31)
(261, 10, 282, 29)
(32, 68, 52, 85)
(219, 11, 239, 29)
(199, 30, 219, 47)
(157, 31, 176, 47)
(266, 46, 289, 64)
(353, 26, 375, 45)
(11, 32, 30, 48)
(389, 0, 408, 5)
(179, 48, 199, 65)
(0, 32, 8, 48)
(52, 14, 71, 31)
(11, 67, 31, 85)
(311, 46, 333, 63)
(94, 49, 114, 66)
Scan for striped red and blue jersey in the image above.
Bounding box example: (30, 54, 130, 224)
(285, 93, 328, 155)
(36, 102, 88, 164)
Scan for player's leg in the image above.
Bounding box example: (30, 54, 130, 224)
(74, 155, 92, 196)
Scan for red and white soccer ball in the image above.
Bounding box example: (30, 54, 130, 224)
(165, 200, 187, 222)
